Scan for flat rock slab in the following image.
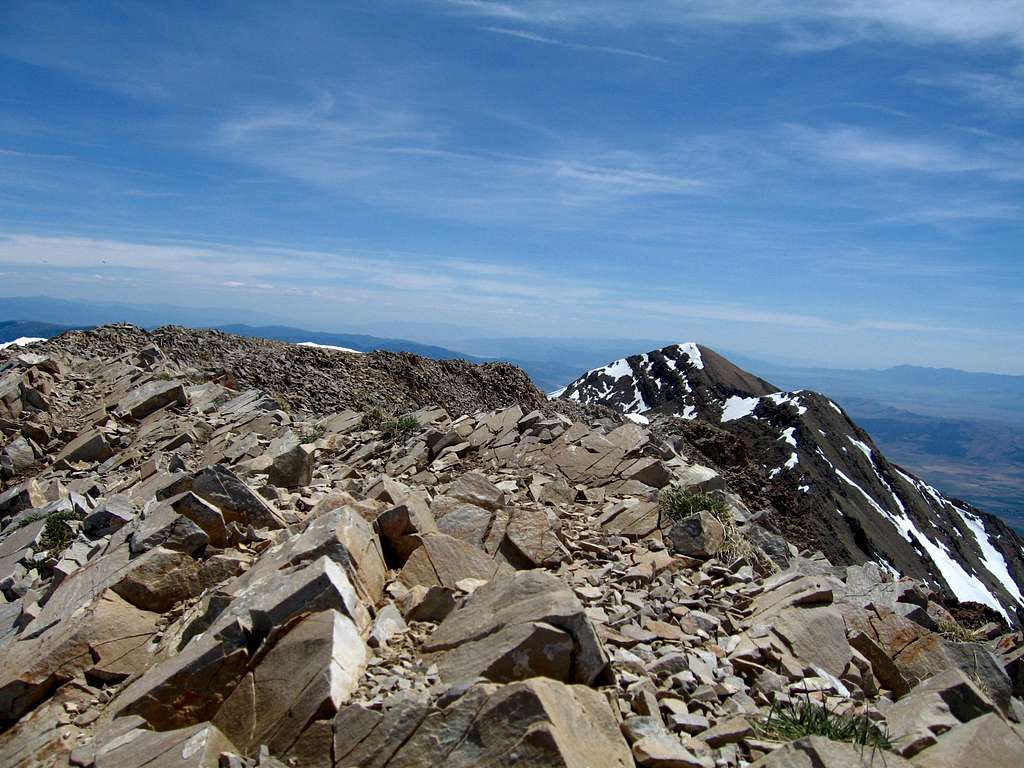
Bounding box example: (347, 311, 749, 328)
(423, 569, 609, 686)
(93, 721, 235, 768)
(116, 379, 187, 420)
(909, 713, 1024, 768)
(398, 533, 503, 590)
(339, 678, 632, 768)
(749, 735, 911, 767)
(192, 464, 286, 530)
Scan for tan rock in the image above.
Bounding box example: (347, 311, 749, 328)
(749, 736, 911, 767)
(448, 471, 505, 510)
(423, 569, 609, 686)
(665, 512, 725, 559)
(399, 533, 502, 590)
(93, 722, 234, 767)
(0, 591, 158, 722)
(213, 609, 367, 755)
(910, 713, 1024, 768)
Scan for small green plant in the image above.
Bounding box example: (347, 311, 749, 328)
(937, 618, 985, 644)
(15, 512, 45, 529)
(660, 488, 729, 521)
(759, 697, 892, 750)
(381, 414, 420, 444)
(39, 509, 85, 557)
(298, 424, 327, 444)
(659, 488, 776, 572)
(360, 406, 386, 431)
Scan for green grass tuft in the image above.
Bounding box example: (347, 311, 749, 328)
(937, 618, 986, 644)
(659, 488, 777, 573)
(39, 509, 85, 557)
(759, 698, 892, 750)
(659, 488, 728, 521)
(381, 414, 421, 444)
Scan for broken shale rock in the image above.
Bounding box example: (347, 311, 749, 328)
(422, 569, 610, 686)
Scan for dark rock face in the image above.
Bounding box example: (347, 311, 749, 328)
(557, 343, 1024, 627)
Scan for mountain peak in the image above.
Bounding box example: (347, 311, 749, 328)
(555, 343, 1024, 625)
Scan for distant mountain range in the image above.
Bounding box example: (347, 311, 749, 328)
(2, 295, 1020, 533)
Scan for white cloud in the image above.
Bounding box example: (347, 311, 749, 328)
(618, 297, 839, 330)
(435, 1, 1024, 52)
(212, 95, 708, 220)
(480, 26, 667, 62)
(787, 124, 1024, 179)
(916, 69, 1024, 112)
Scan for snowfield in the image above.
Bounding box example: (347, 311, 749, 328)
(0, 337, 45, 350)
(297, 341, 362, 353)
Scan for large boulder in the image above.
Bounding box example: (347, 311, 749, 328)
(749, 736, 911, 767)
(504, 506, 565, 567)
(749, 575, 852, 678)
(0, 591, 158, 724)
(375, 496, 438, 566)
(265, 431, 315, 488)
(399, 533, 504, 590)
(909, 712, 1024, 767)
(213, 609, 367, 756)
(113, 556, 367, 729)
(665, 511, 724, 559)
(115, 379, 187, 420)
(92, 721, 235, 768)
(844, 604, 1012, 710)
(192, 464, 286, 530)
(447, 471, 505, 511)
(422, 569, 609, 686)
(335, 679, 632, 768)
(884, 668, 996, 757)
(54, 429, 113, 464)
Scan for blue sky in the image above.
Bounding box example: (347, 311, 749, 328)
(1, 1, 1023, 372)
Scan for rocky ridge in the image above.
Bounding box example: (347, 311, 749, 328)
(0, 327, 1023, 767)
(557, 343, 1024, 628)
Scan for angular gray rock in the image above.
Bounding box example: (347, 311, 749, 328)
(192, 464, 286, 530)
(422, 569, 609, 685)
(666, 511, 725, 559)
(115, 379, 188, 420)
(92, 722, 235, 767)
(909, 712, 1024, 768)
(749, 736, 912, 767)
(213, 609, 367, 755)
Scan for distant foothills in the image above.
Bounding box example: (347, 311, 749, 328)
(1, 295, 1022, 532)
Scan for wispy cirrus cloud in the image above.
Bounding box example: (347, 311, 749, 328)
(479, 26, 667, 62)
(913, 68, 1024, 112)
(434, 1, 1024, 52)
(787, 124, 1024, 179)
(3, 231, 969, 337)
(213, 94, 707, 220)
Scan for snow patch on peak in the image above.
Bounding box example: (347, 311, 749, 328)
(597, 357, 633, 381)
(847, 436, 873, 461)
(956, 505, 1024, 608)
(721, 395, 760, 422)
(625, 413, 649, 425)
(766, 391, 808, 416)
(298, 341, 361, 353)
(671, 342, 704, 370)
(0, 337, 45, 350)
